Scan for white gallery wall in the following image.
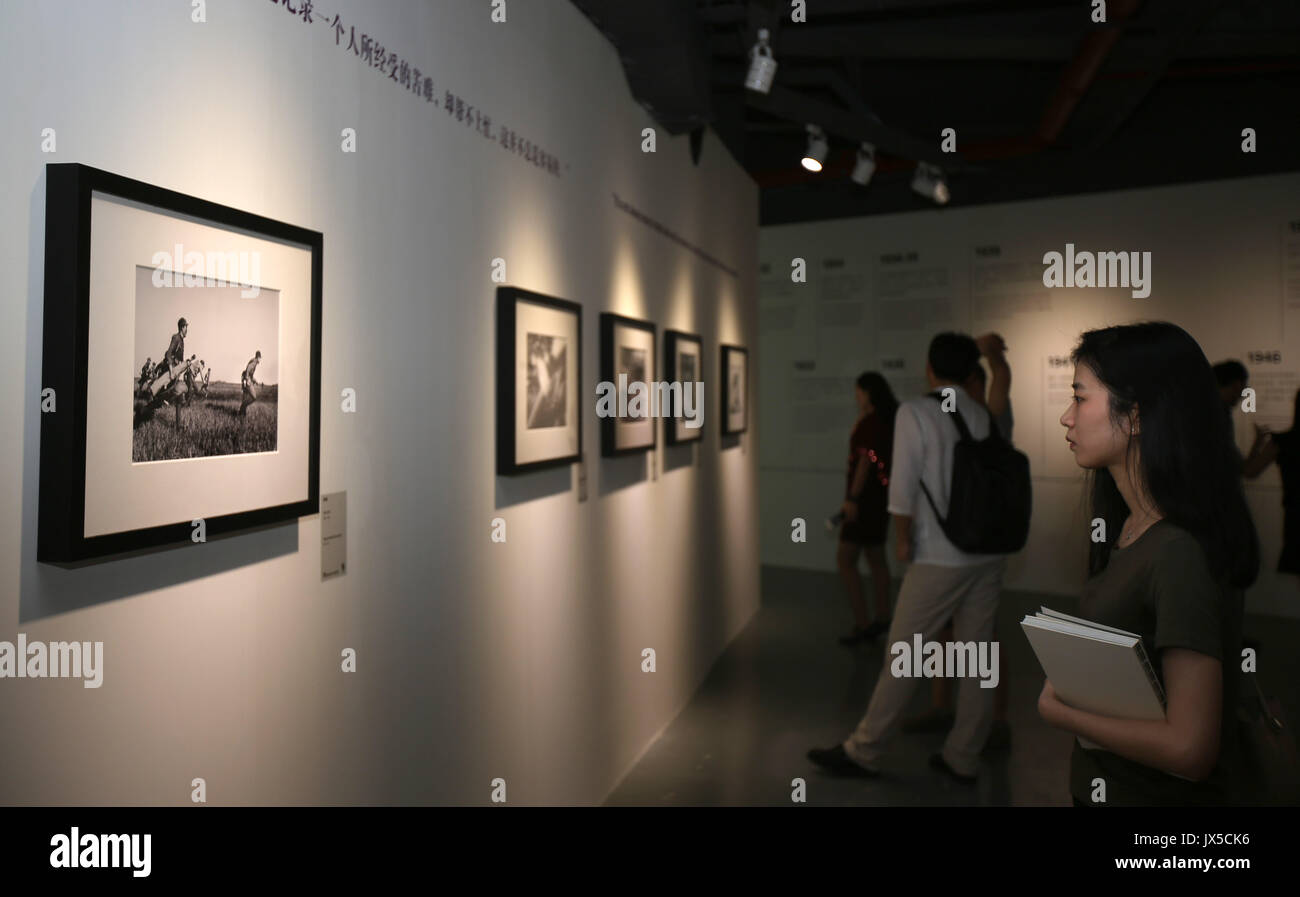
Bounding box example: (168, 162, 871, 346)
(0, 0, 759, 804)
(759, 172, 1300, 620)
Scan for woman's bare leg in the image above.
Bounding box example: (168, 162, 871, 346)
(836, 540, 869, 629)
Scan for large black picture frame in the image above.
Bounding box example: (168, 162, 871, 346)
(37, 163, 323, 565)
(600, 312, 657, 457)
(496, 286, 583, 475)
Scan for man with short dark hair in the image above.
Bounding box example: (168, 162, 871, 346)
(1214, 359, 1248, 410)
(809, 331, 1015, 784)
(908, 333, 1014, 747)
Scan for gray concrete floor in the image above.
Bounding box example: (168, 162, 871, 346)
(605, 564, 1300, 806)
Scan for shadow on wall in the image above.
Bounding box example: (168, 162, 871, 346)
(598, 451, 647, 497)
(495, 464, 572, 509)
(20, 526, 300, 623)
(662, 441, 693, 473)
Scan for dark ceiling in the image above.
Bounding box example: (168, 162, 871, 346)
(570, 0, 1300, 225)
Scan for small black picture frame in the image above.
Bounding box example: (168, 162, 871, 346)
(497, 286, 583, 475)
(38, 163, 323, 565)
(600, 312, 657, 457)
(663, 329, 704, 445)
(720, 344, 748, 436)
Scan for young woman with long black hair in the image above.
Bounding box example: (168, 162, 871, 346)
(1041, 322, 1258, 806)
(836, 372, 899, 645)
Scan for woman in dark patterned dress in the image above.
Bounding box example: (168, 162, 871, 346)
(837, 372, 898, 645)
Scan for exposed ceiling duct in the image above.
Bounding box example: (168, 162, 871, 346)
(570, 0, 713, 134)
(570, 0, 1300, 223)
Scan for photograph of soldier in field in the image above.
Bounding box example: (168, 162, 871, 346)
(131, 266, 279, 462)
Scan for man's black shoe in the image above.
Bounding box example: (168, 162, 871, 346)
(807, 745, 880, 778)
(838, 626, 870, 646)
(863, 617, 892, 639)
(929, 752, 977, 785)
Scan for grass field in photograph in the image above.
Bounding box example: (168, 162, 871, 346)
(132, 381, 278, 462)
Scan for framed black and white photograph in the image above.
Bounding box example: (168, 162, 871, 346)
(38, 163, 323, 564)
(497, 286, 582, 475)
(720, 344, 748, 436)
(600, 313, 656, 456)
(663, 330, 703, 445)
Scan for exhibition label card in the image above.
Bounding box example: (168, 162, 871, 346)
(321, 491, 347, 579)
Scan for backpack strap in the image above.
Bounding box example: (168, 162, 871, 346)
(927, 391, 972, 441)
(918, 478, 946, 526)
(919, 392, 958, 528)
(927, 390, 1002, 443)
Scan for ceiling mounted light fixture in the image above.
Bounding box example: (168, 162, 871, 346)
(802, 125, 828, 172)
(745, 28, 777, 94)
(911, 162, 950, 205)
(850, 142, 876, 186)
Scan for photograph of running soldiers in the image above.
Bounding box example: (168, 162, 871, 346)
(131, 272, 280, 461)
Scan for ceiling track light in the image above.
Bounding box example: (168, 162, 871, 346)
(911, 162, 950, 205)
(802, 124, 828, 173)
(850, 142, 876, 186)
(745, 28, 777, 94)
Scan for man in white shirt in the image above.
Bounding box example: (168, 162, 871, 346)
(809, 332, 1013, 784)
(903, 334, 1016, 743)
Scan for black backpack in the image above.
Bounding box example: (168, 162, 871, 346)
(919, 391, 1032, 554)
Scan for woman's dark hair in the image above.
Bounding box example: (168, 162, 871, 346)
(1072, 322, 1258, 589)
(856, 371, 899, 430)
